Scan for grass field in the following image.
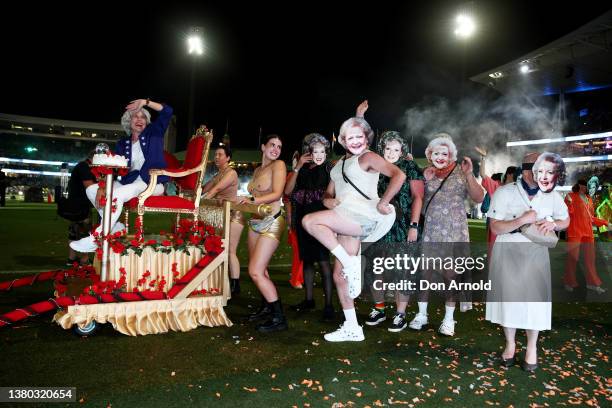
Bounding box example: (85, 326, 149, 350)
(0, 201, 610, 407)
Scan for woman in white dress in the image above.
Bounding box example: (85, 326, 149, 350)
(485, 152, 569, 372)
(302, 115, 406, 342)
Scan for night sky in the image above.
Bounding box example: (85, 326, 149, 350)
(1, 1, 610, 155)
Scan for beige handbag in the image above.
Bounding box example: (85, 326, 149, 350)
(515, 184, 559, 248)
(519, 223, 559, 248)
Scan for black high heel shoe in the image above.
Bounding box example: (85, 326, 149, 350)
(521, 360, 538, 372)
(500, 356, 516, 368)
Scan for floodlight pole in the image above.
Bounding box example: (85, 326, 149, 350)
(188, 58, 197, 137)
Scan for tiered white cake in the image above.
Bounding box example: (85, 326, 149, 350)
(92, 153, 128, 167)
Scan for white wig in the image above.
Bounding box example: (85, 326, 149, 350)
(425, 133, 458, 163)
(338, 117, 374, 148)
(121, 109, 151, 135)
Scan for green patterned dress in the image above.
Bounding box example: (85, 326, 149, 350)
(377, 159, 424, 243)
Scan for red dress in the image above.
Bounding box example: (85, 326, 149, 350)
(284, 172, 303, 288)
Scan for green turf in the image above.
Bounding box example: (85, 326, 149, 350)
(0, 201, 609, 407)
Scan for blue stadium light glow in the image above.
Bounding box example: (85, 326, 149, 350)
(542, 84, 612, 96)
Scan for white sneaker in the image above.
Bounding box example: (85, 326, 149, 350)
(564, 284, 575, 292)
(324, 323, 365, 342)
(586, 285, 607, 294)
(342, 256, 362, 299)
(69, 234, 98, 253)
(438, 319, 456, 336)
(408, 313, 428, 330)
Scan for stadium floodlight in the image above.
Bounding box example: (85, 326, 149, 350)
(187, 29, 204, 55)
(454, 14, 476, 38)
(520, 63, 530, 74)
(186, 26, 205, 136)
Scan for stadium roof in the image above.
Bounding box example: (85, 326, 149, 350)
(470, 9, 612, 96)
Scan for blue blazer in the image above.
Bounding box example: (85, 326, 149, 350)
(116, 104, 173, 185)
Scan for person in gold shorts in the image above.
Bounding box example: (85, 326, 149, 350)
(238, 134, 288, 333)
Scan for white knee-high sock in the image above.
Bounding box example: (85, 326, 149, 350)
(444, 305, 455, 322)
(331, 245, 353, 268)
(343, 308, 358, 328)
(418, 301, 428, 316)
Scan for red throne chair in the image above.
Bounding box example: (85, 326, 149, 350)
(123, 125, 213, 236)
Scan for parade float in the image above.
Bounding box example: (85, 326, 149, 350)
(0, 126, 271, 336)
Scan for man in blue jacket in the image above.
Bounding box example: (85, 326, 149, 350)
(70, 98, 172, 252)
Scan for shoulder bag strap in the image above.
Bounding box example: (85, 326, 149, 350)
(423, 167, 452, 217)
(341, 156, 371, 200)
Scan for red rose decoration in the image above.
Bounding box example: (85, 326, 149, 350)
(162, 240, 172, 247)
(204, 235, 223, 255)
(111, 241, 126, 254)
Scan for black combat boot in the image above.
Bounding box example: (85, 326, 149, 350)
(247, 297, 272, 322)
(290, 298, 315, 312)
(256, 299, 288, 333)
(230, 278, 241, 295)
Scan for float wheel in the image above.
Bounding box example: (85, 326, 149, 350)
(72, 321, 99, 337)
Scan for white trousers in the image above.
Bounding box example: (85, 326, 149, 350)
(86, 178, 164, 232)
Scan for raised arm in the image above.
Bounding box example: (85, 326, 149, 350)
(126, 99, 173, 137)
(355, 100, 368, 118)
(126, 99, 164, 113)
(461, 157, 485, 203)
(475, 146, 488, 178)
(284, 153, 312, 195)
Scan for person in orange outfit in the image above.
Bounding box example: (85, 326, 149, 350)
(286, 151, 303, 289)
(563, 179, 610, 294)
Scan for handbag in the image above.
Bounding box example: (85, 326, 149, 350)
(519, 223, 559, 248)
(515, 184, 559, 248)
(419, 168, 453, 229)
(341, 157, 401, 222)
(248, 211, 282, 233)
